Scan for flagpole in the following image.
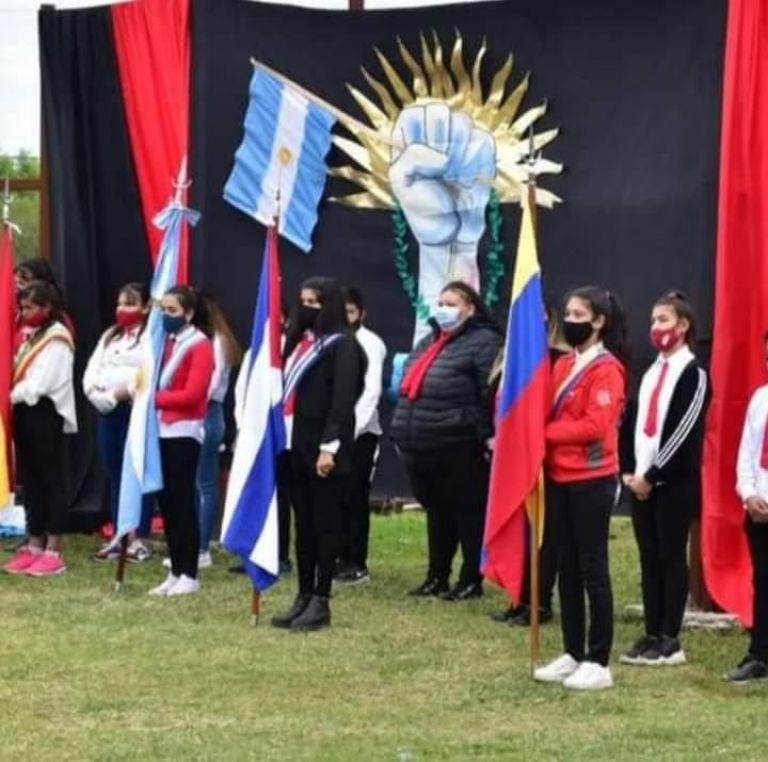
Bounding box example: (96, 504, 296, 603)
(525, 124, 543, 673)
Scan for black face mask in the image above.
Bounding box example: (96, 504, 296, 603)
(563, 320, 595, 348)
(298, 304, 321, 331)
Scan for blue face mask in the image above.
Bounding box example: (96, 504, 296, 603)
(433, 305, 462, 332)
(162, 313, 187, 335)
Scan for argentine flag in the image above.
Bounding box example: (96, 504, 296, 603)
(220, 226, 286, 590)
(116, 198, 201, 538)
(223, 67, 336, 253)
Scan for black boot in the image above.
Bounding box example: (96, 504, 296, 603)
(408, 578, 449, 597)
(290, 595, 331, 632)
(440, 581, 483, 601)
(271, 593, 312, 629)
(490, 604, 518, 623)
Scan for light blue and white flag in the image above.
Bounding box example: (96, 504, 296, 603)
(220, 226, 285, 590)
(115, 198, 201, 538)
(223, 67, 336, 253)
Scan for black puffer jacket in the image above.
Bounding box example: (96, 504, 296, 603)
(391, 316, 503, 454)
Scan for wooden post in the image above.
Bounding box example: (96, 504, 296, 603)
(529, 500, 541, 670)
(113, 535, 130, 592)
(251, 589, 261, 626)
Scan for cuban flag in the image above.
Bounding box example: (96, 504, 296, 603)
(223, 67, 336, 253)
(116, 196, 201, 537)
(481, 187, 550, 601)
(220, 226, 286, 590)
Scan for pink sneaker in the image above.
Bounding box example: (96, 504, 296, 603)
(26, 551, 67, 577)
(3, 547, 41, 575)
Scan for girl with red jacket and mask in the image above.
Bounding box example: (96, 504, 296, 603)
(534, 286, 628, 692)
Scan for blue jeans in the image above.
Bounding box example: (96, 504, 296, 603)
(196, 401, 225, 551)
(97, 403, 154, 537)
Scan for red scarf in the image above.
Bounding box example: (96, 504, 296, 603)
(401, 332, 452, 401)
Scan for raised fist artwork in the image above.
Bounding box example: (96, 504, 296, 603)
(388, 103, 497, 340)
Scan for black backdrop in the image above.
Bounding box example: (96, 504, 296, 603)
(191, 0, 726, 496)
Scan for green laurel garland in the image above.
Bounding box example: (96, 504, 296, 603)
(391, 188, 505, 318)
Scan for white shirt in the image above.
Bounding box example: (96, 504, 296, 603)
(353, 324, 386, 438)
(208, 333, 232, 404)
(11, 328, 78, 433)
(737, 384, 768, 504)
(83, 326, 146, 414)
(634, 345, 694, 476)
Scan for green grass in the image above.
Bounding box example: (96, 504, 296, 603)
(1, 515, 767, 761)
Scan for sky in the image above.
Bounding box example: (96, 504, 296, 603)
(0, 0, 483, 157)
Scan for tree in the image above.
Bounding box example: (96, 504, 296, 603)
(0, 150, 41, 262)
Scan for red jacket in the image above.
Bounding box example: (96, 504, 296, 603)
(156, 336, 214, 424)
(545, 350, 626, 483)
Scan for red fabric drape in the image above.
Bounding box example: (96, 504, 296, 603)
(111, 0, 192, 282)
(702, 0, 768, 627)
(0, 225, 16, 496)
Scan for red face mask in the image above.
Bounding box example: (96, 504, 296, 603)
(650, 326, 682, 352)
(115, 307, 143, 329)
(21, 309, 50, 328)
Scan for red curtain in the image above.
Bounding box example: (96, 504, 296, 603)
(111, 0, 192, 282)
(702, 0, 768, 627)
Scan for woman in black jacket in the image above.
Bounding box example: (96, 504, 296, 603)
(620, 291, 710, 666)
(391, 282, 502, 600)
(271, 277, 364, 632)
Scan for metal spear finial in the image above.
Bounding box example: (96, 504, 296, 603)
(172, 156, 192, 206)
(2, 176, 11, 225)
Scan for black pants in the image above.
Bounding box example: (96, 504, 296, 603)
(631, 479, 696, 639)
(520, 509, 558, 611)
(405, 442, 490, 585)
(158, 438, 201, 579)
(291, 451, 348, 597)
(277, 450, 292, 563)
(340, 433, 380, 569)
(746, 515, 768, 661)
(13, 399, 67, 537)
(550, 476, 616, 666)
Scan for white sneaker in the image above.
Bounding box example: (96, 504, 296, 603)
(167, 574, 201, 596)
(148, 574, 179, 596)
(533, 654, 580, 683)
(563, 661, 614, 691)
(162, 557, 172, 569)
(198, 551, 213, 569)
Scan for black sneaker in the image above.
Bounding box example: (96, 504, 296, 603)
(336, 566, 370, 585)
(279, 559, 293, 576)
(619, 635, 660, 665)
(490, 604, 518, 623)
(638, 635, 686, 666)
(228, 563, 246, 575)
(408, 578, 449, 597)
(508, 605, 554, 627)
(440, 581, 483, 601)
(725, 656, 768, 683)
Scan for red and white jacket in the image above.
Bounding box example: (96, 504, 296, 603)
(155, 326, 214, 443)
(545, 343, 626, 483)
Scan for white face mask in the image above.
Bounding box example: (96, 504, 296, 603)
(433, 305, 462, 331)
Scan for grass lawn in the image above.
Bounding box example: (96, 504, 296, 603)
(1, 513, 767, 761)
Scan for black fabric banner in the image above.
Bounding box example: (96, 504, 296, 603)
(191, 0, 726, 496)
(40, 5, 151, 526)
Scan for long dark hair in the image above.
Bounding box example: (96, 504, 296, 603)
(15, 257, 57, 286)
(653, 290, 697, 348)
(286, 276, 347, 353)
(566, 285, 630, 367)
(18, 280, 67, 339)
(163, 285, 212, 337)
(104, 282, 150, 346)
(440, 281, 494, 324)
(199, 291, 243, 366)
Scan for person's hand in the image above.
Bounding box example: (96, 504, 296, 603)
(746, 496, 768, 523)
(626, 474, 652, 501)
(316, 451, 335, 479)
(113, 386, 131, 403)
(388, 103, 496, 250)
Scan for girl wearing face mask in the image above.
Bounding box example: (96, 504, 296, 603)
(148, 286, 214, 597)
(619, 291, 709, 668)
(4, 282, 77, 577)
(391, 282, 503, 601)
(534, 286, 628, 691)
(14, 259, 76, 346)
(270, 277, 365, 632)
(83, 283, 154, 562)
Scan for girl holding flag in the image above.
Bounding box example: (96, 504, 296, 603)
(271, 276, 364, 632)
(4, 281, 77, 576)
(149, 286, 214, 597)
(83, 283, 154, 562)
(534, 286, 628, 691)
(620, 291, 709, 667)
